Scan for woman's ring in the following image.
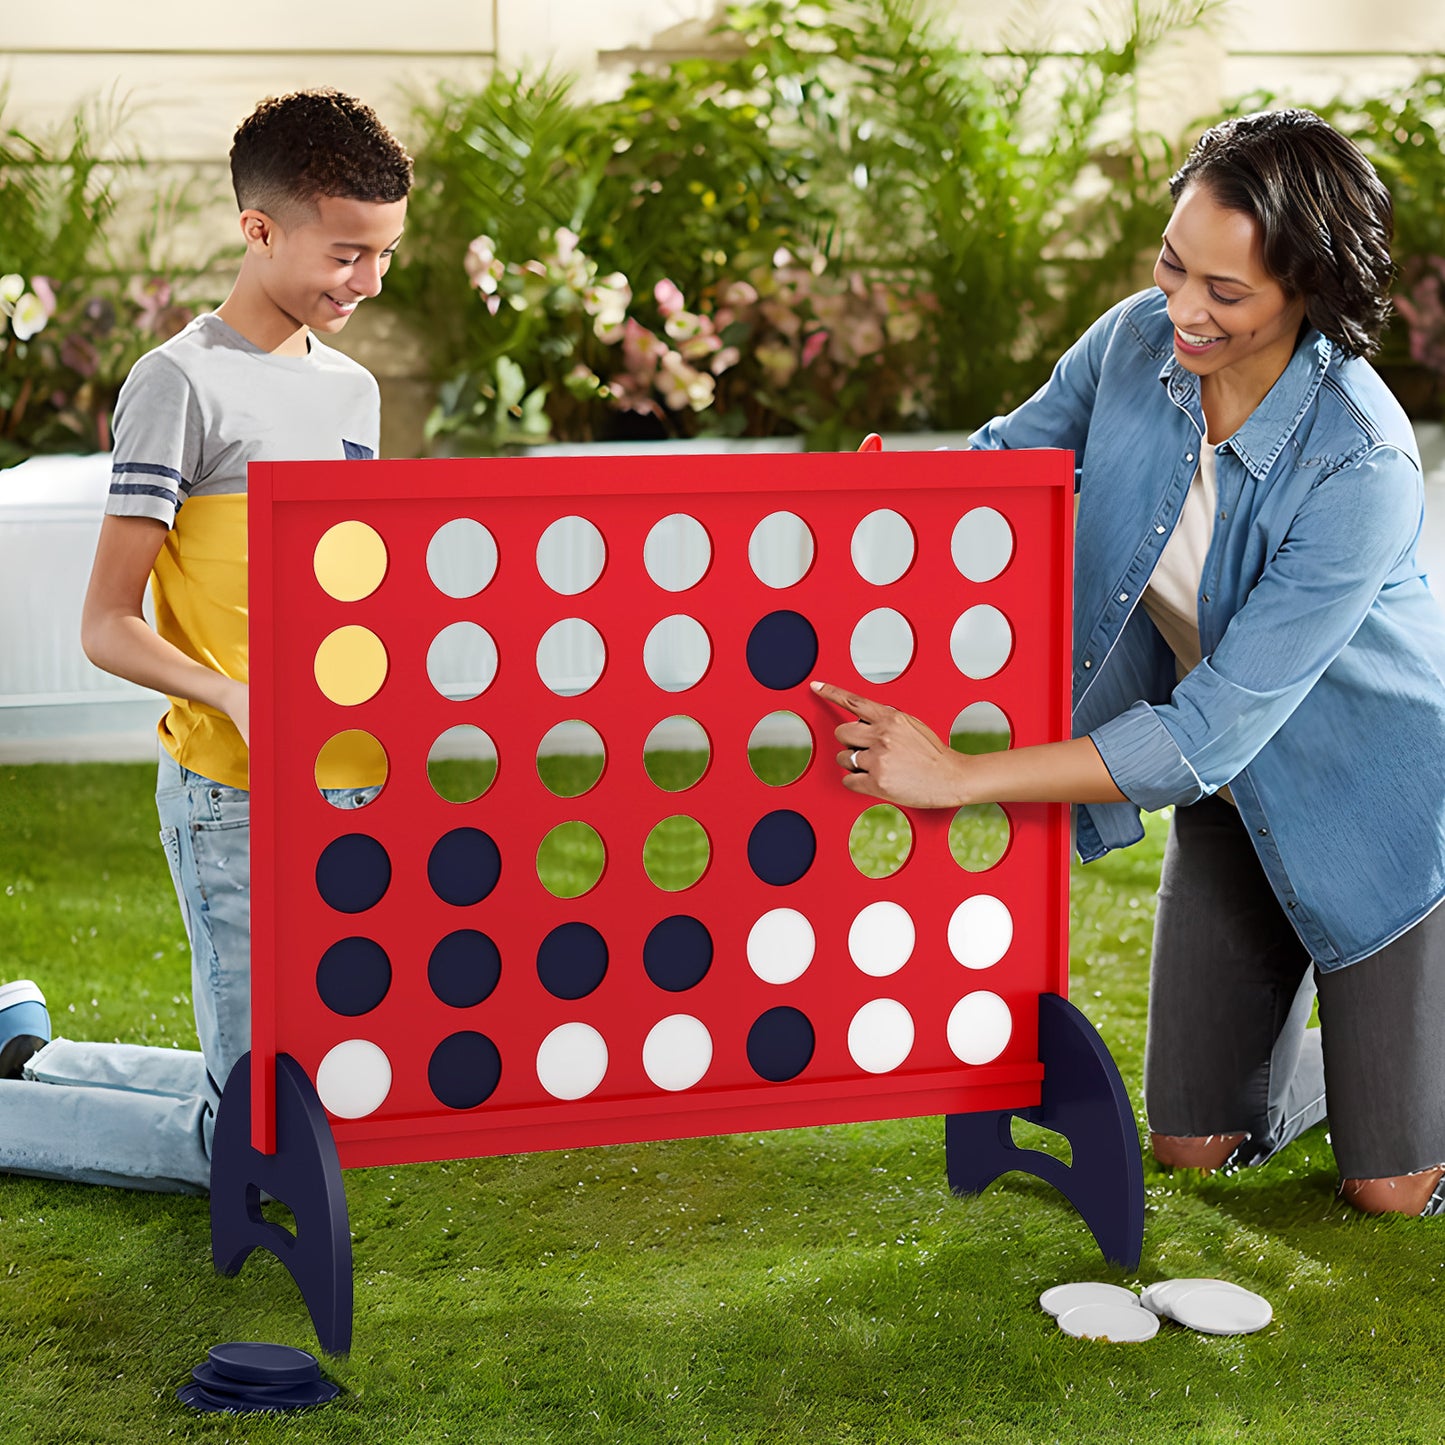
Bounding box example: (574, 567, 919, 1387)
(849, 750, 861, 772)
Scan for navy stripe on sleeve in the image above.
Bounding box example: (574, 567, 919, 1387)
(108, 481, 180, 504)
(113, 460, 192, 491)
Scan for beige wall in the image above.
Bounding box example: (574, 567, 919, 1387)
(3, 0, 1441, 453)
(9, 0, 1442, 162)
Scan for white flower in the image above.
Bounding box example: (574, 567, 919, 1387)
(10, 292, 48, 341)
(0, 274, 24, 315)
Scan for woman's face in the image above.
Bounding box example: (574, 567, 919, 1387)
(1153, 181, 1308, 388)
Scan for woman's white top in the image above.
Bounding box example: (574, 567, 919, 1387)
(1143, 441, 1217, 673)
(1141, 441, 1235, 804)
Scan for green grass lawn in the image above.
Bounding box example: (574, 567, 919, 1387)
(2, 762, 1444, 1444)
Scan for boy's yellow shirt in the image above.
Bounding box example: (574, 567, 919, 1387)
(150, 494, 383, 791)
(108, 311, 385, 792)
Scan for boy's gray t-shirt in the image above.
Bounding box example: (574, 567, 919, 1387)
(107, 311, 380, 526)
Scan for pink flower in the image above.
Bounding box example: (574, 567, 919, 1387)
(722, 280, 758, 308)
(31, 276, 57, 317)
(654, 278, 685, 319)
(658, 350, 715, 411)
(464, 237, 504, 294)
(710, 345, 741, 376)
(800, 329, 828, 368)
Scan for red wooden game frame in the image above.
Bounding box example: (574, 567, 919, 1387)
(247, 449, 1074, 1167)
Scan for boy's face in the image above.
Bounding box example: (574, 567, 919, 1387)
(247, 193, 408, 337)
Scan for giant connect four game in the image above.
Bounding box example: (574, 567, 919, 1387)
(209, 449, 1144, 1354)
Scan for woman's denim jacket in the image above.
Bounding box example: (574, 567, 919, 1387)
(969, 288, 1445, 969)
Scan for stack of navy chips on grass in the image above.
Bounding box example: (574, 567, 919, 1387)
(177, 1342, 339, 1413)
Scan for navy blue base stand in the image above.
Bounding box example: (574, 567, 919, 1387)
(946, 993, 1144, 1270)
(211, 1052, 353, 1356)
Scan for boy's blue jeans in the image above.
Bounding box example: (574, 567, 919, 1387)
(0, 750, 375, 1193)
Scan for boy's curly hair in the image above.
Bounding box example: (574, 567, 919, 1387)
(1170, 109, 1394, 360)
(230, 88, 413, 222)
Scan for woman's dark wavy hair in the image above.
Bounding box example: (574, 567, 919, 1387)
(1169, 108, 1394, 359)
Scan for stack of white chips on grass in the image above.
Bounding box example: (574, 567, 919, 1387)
(1039, 1279, 1273, 1342)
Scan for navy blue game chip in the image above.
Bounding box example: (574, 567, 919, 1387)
(178, 1379, 340, 1413)
(746, 610, 818, 690)
(537, 921, 609, 1000)
(315, 834, 391, 914)
(428, 1030, 502, 1109)
(207, 1341, 321, 1386)
(747, 810, 816, 886)
(427, 827, 501, 907)
(643, 915, 713, 992)
(315, 936, 392, 1017)
(428, 928, 502, 1007)
(747, 1006, 815, 1082)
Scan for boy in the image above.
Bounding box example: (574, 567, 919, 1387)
(0, 88, 412, 1191)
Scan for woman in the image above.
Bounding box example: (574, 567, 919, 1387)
(814, 109, 1445, 1217)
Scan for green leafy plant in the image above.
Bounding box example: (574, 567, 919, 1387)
(1324, 72, 1445, 418)
(393, 0, 1220, 450)
(0, 92, 216, 466)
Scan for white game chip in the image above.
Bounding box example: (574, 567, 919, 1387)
(1140, 1277, 1254, 1317)
(1056, 1302, 1160, 1342)
(1166, 1282, 1273, 1336)
(1039, 1281, 1142, 1318)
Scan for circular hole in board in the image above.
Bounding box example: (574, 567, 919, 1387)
(848, 803, 913, 880)
(536, 820, 605, 899)
(748, 511, 815, 588)
(644, 615, 711, 693)
(747, 710, 814, 786)
(427, 621, 498, 701)
(643, 715, 710, 792)
(537, 515, 605, 595)
(537, 720, 605, 797)
(950, 701, 1013, 755)
(643, 815, 710, 892)
(850, 509, 915, 586)
(949, 803, 1011, 873)
(950, 606, 1013, 680)
(314, 520, 387, 602)
(952, 507, 1015, 583)
(537, 618, 606, 697)
(427, 518, 498, 599)
(850, 608, 914, 684)
(314, 730, 388, 808)
(427, 725, 497, 803)
(644, 513, 711, 592)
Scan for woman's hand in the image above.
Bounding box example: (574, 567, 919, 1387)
(811, 680, 969, 808)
